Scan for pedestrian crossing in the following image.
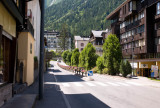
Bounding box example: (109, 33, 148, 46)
(59, 81, 143, 88)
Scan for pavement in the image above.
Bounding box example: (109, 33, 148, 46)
(2, 60, 160, 108)
(51, 61, 160, 108)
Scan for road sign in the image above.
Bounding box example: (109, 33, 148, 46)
(88, 71, 93, 76)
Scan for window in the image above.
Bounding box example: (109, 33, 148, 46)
(81, 48, 83, 51)
(30, 43, 32, 54)
(81, 43, 84, 47)
(157, 2, 160, 15)
(155, 22, 160, 30)
(129, 1, 132, 12)
(135, 15, 138, 21)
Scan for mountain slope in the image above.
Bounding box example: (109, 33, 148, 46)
(45, 0, 125, 36)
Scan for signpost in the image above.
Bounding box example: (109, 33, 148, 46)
(87, 71, 94, 81)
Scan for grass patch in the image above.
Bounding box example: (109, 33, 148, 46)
(148, 78, 160, 81)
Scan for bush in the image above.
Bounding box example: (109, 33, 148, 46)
(62, 50, 69, 63)
(96, 57, 104, 74)
(120, 60, 132, 77)
(66, 51, 72, 66)
(71, 48, 80, 66)
(102, 68, 108, 74)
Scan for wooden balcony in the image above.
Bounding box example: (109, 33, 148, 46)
(157, 45, 160, 52)
(155, 29, 160, 37)
(155, 14, 160, 20)
(120, 28, 125, 34)
(24, 18, 34, 36)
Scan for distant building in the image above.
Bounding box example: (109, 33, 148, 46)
(89, 30, 111, 56)
(74, 36, 90, 52)
(44, 31, 71, 52)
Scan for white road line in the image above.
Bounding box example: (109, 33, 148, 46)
(95, 82, 108, 86)
(62, 83, 70, 87)
(116, 82, 130, 86)
(106, 82, 120, 86)
(44, 82, 56, 84)
(126, 82, 142, 86)
(73, 82, 83, 87)
(85, 82, 96, 86)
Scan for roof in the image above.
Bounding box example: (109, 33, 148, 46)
(74, 36, 90, 41)
(91, 30, 107, 38)
(106, 0, 129, 20)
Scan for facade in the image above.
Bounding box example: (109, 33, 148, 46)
(0, 0, 41, 106)
(89, 30, 110, 56)
(74, 36, 90, 52)
(107, 0, 160, 77)
(44, 31, 71, 52)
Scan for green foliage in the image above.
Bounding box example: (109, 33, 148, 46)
(102, 68, 108, 74)
(58, 23, 70, 51)
(71, 48, 80, 66)
(125, 61, 132, 77)
(96, 57, 104, 74)
(62, 50, 69, 63)
(34, 56, 38, 62)
(45, 0, 125, 36)
(119, 60, 132, 77)
(79, 43, 97, 70)
(66, 51, 72, 66)
(103, 34, 122, 75)
(50, 50, 56, 57)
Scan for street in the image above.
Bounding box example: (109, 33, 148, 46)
(49, 61, 160, 108)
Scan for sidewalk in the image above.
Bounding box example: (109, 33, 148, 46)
(1, 68, 67, 108)
(34, 69, 67, 108)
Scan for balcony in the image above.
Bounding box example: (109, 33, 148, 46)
(155, 14, 160, 20)
(24, 18, 34, 36)
(155, 29, 160, 37)
(157, 45, 160, 52)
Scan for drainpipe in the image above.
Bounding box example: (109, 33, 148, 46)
(39, 0, 45, 100)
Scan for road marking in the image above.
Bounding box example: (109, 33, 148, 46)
(126, 82, 142, 86)
(62, 83, 70, 87)
(73, 82, 83, 87)
(85, 82, 96, 86)
(106, 82, 120, 86)
(116, 82, 130, 86)
(95, 82, 108, 86)
(44, 82, 56, 84)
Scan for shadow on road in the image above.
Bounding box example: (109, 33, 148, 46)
(66, 93, 111, 108)
(55, 75, 84, 82)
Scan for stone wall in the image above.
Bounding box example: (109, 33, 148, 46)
(0, 84, 12, 107)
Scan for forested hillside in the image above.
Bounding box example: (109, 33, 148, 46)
(45, 0, 125, 36)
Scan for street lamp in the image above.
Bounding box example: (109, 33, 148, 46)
(132, 36, 134, 77)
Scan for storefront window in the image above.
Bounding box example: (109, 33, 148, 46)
(157, 2, 160, 15)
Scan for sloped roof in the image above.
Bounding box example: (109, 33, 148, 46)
(74, 36, 90, 41)
(91, 30, 107, 37)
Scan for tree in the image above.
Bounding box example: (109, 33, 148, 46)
(96, 57, 104, 74)
(84, 43, 98, 70)
(119, 60, 132, 77)
(58, 23, 70, 51)
(103, 34, 122, 75)
(62, 50, 69, 63)
(71, 48, 80, 66)
(79, 49, 86, 67)
(66, 51, 72, 66)
(50, 50, 56, 57)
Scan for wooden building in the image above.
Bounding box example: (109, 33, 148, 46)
(107, 0, 160, 77)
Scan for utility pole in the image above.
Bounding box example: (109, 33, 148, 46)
(39, 0, 44, 100)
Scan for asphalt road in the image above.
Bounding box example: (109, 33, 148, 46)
(50, 61, 160, 108)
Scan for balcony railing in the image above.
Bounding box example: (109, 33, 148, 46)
(24, 18, 34, 36)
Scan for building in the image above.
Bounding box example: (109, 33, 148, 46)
(74, 36, 90, 52)
(44, 31, 71, 52)
(89, 30, 110, 56)
(0, 0, 41, 106)
(106, 0, 160, 77)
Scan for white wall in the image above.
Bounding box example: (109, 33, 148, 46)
(28, 0, 41, 62)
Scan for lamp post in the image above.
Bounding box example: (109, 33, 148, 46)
(132, 36, 134, 77)
(39, 0, 44, 99)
